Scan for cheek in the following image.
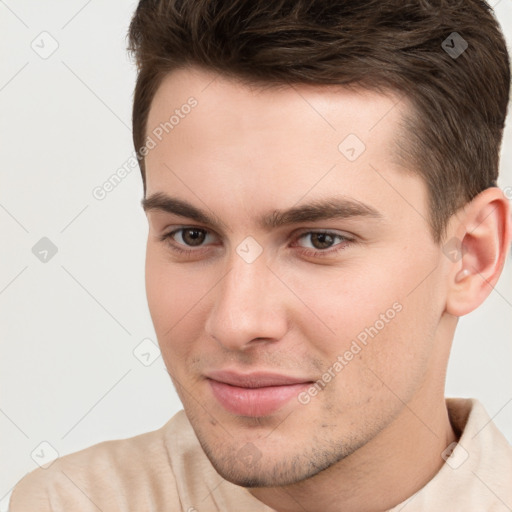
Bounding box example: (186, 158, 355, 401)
(284, 256, 439, 394)
(144, 248, 207, 358)
(282, 264, 403, 352)
(145, 249, 176, 328)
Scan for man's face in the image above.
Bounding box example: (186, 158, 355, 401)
(143, 68, 450, 486)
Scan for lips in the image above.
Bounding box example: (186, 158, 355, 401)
(206, 370, 312, 417)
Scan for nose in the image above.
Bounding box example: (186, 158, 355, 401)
(204, 252, 289, 351)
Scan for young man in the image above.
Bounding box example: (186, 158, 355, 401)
(10, 0, 512, 510)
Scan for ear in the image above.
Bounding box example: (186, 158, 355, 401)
(445, 187, 512, 317)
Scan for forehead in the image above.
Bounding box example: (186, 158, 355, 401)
(144, 67, 425, 230)
(146, 67, 409, 151)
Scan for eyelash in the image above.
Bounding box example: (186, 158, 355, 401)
(158, 227, 355, 259)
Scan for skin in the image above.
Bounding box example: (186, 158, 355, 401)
(142, 67, 511, 512)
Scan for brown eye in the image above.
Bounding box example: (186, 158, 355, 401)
(161, 226, 219, 253)
(180, 228, 207, 246)
(294, 231, 352, 256)
(309, 232, 336, 249)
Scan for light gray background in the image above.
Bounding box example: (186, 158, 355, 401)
(1, 0, 511, 507)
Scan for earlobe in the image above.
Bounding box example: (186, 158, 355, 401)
(445, 187, 511, 317)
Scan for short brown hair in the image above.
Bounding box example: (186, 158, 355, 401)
(128, 0, 510, 242)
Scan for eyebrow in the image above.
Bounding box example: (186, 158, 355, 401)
(141, 192, 382, 230)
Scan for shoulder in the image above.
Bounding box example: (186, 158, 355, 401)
(9, 410, 190, 512)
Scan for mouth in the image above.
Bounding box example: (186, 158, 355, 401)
(205, 370, 313, 417)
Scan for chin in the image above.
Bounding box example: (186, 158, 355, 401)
(211, 463, 309, 488)
(199, 438, 343, 488)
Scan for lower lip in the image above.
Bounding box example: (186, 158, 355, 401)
(208, 379, 310, 417)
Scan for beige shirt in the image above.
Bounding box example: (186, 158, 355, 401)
(9, 398, 512, 511)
